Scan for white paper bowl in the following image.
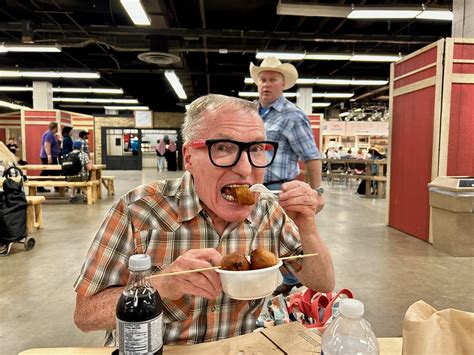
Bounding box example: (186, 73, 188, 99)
(216, 260, 283, 300)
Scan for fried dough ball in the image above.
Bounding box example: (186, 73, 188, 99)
(231, 185, 255, 206)
(220, 252, 250, 271)
(250, 249, 278, 270)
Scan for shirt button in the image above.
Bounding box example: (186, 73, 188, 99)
(211, 307, 216, 312)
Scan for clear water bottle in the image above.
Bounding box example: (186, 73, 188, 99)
(321, 298, 379, 355)
(116, 254, 163, 355)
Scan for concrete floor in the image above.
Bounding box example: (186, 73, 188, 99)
(1, 169, 473, 354)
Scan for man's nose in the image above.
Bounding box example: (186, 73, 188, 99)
(232, 150, 253, 176)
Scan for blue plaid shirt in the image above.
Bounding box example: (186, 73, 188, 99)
(258, 96, 320, 183)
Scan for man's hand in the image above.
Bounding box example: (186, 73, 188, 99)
(47, 155, 52, 164)
(152, 248, 223, 301)
(278, 180, 321, 227)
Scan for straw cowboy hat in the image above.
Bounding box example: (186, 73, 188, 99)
(370, 145, 386, 156)
(249, 57, 298, 90)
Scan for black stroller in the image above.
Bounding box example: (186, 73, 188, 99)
(0, 166, 35, 256)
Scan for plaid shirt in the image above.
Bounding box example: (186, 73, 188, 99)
(74, 171, 303, 345)
(257, 95, 320, 183)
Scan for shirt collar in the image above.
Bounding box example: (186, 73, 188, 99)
(258, 95, 285, 113)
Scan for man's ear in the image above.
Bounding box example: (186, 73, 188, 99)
(182, 144, 193, 170)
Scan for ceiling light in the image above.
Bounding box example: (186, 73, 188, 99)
(312, 102, 331, 107)
(348, 9, 421, 19)
(312, 92, 354, 98)
(104, 106, 150, 111)
(417, 10, 453, 21)
(339, 112, 350, 117)
(53, 98, 139, 104)
(0, 70, 100, 79)
(52, 87, 123, 94)
(305, 53, 352, 60)
(256, 52, 306, 60)
(314, 79, 388, 86)
(0, 43, 61, 52)
(350, 54, 401, 62)
(0, 86, 33, 91)
(0, 100, 30, 110)
(245, 77, 387, 86)
(238, 92, 298, 98)
(165, 71, 187, 99)
(120, 0, 151, 26)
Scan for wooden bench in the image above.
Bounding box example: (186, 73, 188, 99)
(25, 180, 99, 205)
(26, 196, 45, 233)
(27, 176, 66, 181)
(101, 176, 115, 197)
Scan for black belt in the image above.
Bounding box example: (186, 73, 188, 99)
(263, 179, 289, 187)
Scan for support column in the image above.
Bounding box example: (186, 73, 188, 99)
(296, 87, 312, 115)
(452, 0, 474, 38)
(32, 81, 53, 109)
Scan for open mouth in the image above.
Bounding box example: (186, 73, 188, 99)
(221, 184, 255, 205)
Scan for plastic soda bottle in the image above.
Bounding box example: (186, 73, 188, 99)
(116, 254, 163, 354)
(321, 298, 379, 355)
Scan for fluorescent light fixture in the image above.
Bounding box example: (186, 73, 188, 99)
(53, 98, 139, 104)
(314, 78, 388, 86)
(339, 112, 350, 117)
(0, 86, 33, 92)
(305, 53, 352, 60)
(351, 54, 401, 62)
(256, 52, 306, 60)
(165, 71, 187, 99)
(0, 43, 61, 52)
(417, 10, 453, 21)
(312, 92, 354, 98)
(104, 106, 150, 111)
(120, 0, 151, 26)
(52, 87, 123, 94)
(348, 9, 421, 19)
(312, 102, 331, 108)
(245, 77, 387, 86)
(0, 100, 29, 110)
(238, 92, 298, 98)
(0, 70, 100, 79)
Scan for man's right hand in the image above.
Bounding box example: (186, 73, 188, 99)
(153, 248, 223, 300)
(47, 156, 52, 164)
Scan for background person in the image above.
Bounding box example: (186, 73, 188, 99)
(155, 138, 166, 172)
(38, 122, 60, 192)
(73, 94, 334, 345)
(68, 140, 92, 203)
(250, 56, 325, 296)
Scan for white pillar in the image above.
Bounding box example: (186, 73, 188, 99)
(32, 81, 53, 109)
(296, 87, 313, 115)
(105, 108, 118, 115)
(452, 0, 474, 37)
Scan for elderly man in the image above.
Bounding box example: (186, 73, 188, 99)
(73, 94, 334, 345)
(250, 57, 326, 296)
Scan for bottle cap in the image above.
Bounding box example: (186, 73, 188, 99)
(339, 298, 364, 318)
(128, 254, 151, 271)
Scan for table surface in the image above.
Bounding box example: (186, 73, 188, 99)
(21, 164, 106, 170)
(19, 337, 403, 355)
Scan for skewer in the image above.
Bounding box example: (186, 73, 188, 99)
(150, 253, 318, 278)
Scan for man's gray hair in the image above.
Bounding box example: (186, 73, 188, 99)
(182, 94, 258, 143)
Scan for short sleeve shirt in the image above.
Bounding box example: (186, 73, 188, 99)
(40, 130, 60, 158)
(258, 96, 320, 183)
(74, 171, 303, 345)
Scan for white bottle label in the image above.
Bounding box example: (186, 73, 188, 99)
(117, 313, 163, 354)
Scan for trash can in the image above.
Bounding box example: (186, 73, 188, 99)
(428, 176, 474, 257)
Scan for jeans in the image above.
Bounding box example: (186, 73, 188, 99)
(264, 180, 300, 286)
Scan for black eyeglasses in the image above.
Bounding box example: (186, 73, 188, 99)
(189, 139, 278, 168)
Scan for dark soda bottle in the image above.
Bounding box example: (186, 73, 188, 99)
(116, 254, 163, 355)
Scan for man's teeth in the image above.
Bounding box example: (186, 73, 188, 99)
(222, 193, 236, 202)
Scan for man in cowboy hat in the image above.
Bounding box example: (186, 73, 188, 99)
(250, 56, 325, 295)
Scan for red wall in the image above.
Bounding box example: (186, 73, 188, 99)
(0, 128, 6, 143)
(390, 88, 435, 241)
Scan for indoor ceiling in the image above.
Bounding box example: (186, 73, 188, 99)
(0, 0, 453, 115)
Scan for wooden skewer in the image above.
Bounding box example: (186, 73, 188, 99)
(150, 253, 318, 278)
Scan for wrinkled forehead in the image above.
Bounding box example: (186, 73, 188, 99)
(204, 104, 265, 136)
